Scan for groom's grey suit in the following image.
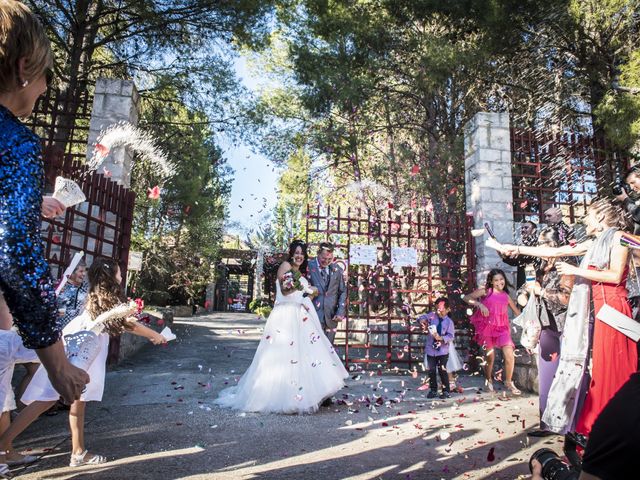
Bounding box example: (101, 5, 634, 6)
(308, 258, 347, 344)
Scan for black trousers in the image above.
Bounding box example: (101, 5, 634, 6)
(427, 354, 450, 392)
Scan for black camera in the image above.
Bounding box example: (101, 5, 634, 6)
(529, 449, 580, 480)
(612, 162, 630, 196)
(613, 181, 629, 196)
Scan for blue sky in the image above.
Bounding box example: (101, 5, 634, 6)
(223, 55, 279, 236)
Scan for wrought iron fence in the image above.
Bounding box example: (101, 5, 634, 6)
(305, 205, 476, 372)
(511, 130, 629, 224)
(22, 86, 135, 282)
(41, 148, 135, 280)
(23, 85, 137, 364)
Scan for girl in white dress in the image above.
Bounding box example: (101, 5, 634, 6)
(215, 240, 349, 414)
(0, 258, 165, 468)
(0, 322, 39, 475)
(446, 342, 464, 391)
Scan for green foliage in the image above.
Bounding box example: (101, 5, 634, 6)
(595, 50, 640, 152)
(273, 149, 314, 248)
(249, 296, 273, 317)
(261, 1, 498, 217)
(251, 0, 640, 216)
(255, 306, 273, 318)
(249, 297, 272, 310)
(129, 80, 232, 305)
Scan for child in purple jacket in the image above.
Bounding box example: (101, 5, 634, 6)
(418, 297, 455, 399)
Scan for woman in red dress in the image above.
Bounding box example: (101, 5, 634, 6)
(498, 199, 636, 437)
(564, 201, 637, 436)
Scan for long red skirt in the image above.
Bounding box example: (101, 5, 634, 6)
(576, 279, 638, 436)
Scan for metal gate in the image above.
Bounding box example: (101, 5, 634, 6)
(24, 84, 136, 364)
(511, 130, 629, 224)
(305, 205, 475, 371)
(23, 85, 136, 281)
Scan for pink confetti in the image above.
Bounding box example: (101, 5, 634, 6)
(147, 185, 160, 200)
(94, 143, 109, 157)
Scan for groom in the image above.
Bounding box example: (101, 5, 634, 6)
(308, 242, 346, 344)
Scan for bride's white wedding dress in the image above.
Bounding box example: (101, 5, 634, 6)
(215, 276, 348, 414)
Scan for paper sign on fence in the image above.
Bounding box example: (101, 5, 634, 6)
(349, 244, 377, 266)
(391, 247, 418, 268)
(128, 251, 143, 271)
(596, 304, 640, 342)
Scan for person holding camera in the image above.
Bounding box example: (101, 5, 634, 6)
(530, 372, 640, 480)
(613, 166, 640, 347)
(614, 165, 640, 234)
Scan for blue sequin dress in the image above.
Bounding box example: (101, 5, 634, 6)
(0, 104, 61, 349)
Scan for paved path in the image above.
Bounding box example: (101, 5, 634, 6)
(11, 312, 562, 479)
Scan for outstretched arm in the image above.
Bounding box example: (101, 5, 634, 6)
(556, 232, 628, 284)
(125, 317, 166, 344)
(499, 240, 591, 258)
(463, 288, 489, 316)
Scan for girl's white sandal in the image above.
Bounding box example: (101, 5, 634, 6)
(69, 450, 107, 467)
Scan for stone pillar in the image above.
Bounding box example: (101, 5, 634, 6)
(464, 111, 517, 287)
(465, 112, 539, 392)
(86, 78, 140, 188)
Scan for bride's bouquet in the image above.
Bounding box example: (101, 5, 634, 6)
(281, 270, 315, 296)
(282, 270, 303, 291)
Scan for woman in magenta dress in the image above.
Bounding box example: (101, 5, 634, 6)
(497, 199, 636, 437)
(464, 269, 522, 394)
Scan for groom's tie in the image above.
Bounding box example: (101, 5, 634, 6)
(321, 267, 329, 289)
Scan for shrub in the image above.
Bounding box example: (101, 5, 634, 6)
(249, 297, 272, 312)
(255, 306, 272, 318)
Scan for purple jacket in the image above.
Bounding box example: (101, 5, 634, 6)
(418, 312, 455, 357)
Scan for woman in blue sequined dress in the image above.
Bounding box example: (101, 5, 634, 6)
(0, 0, 89, 451)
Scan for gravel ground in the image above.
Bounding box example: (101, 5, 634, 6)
(9, 312, 564, 480)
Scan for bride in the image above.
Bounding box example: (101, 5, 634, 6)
(215, 240, 349, 414)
